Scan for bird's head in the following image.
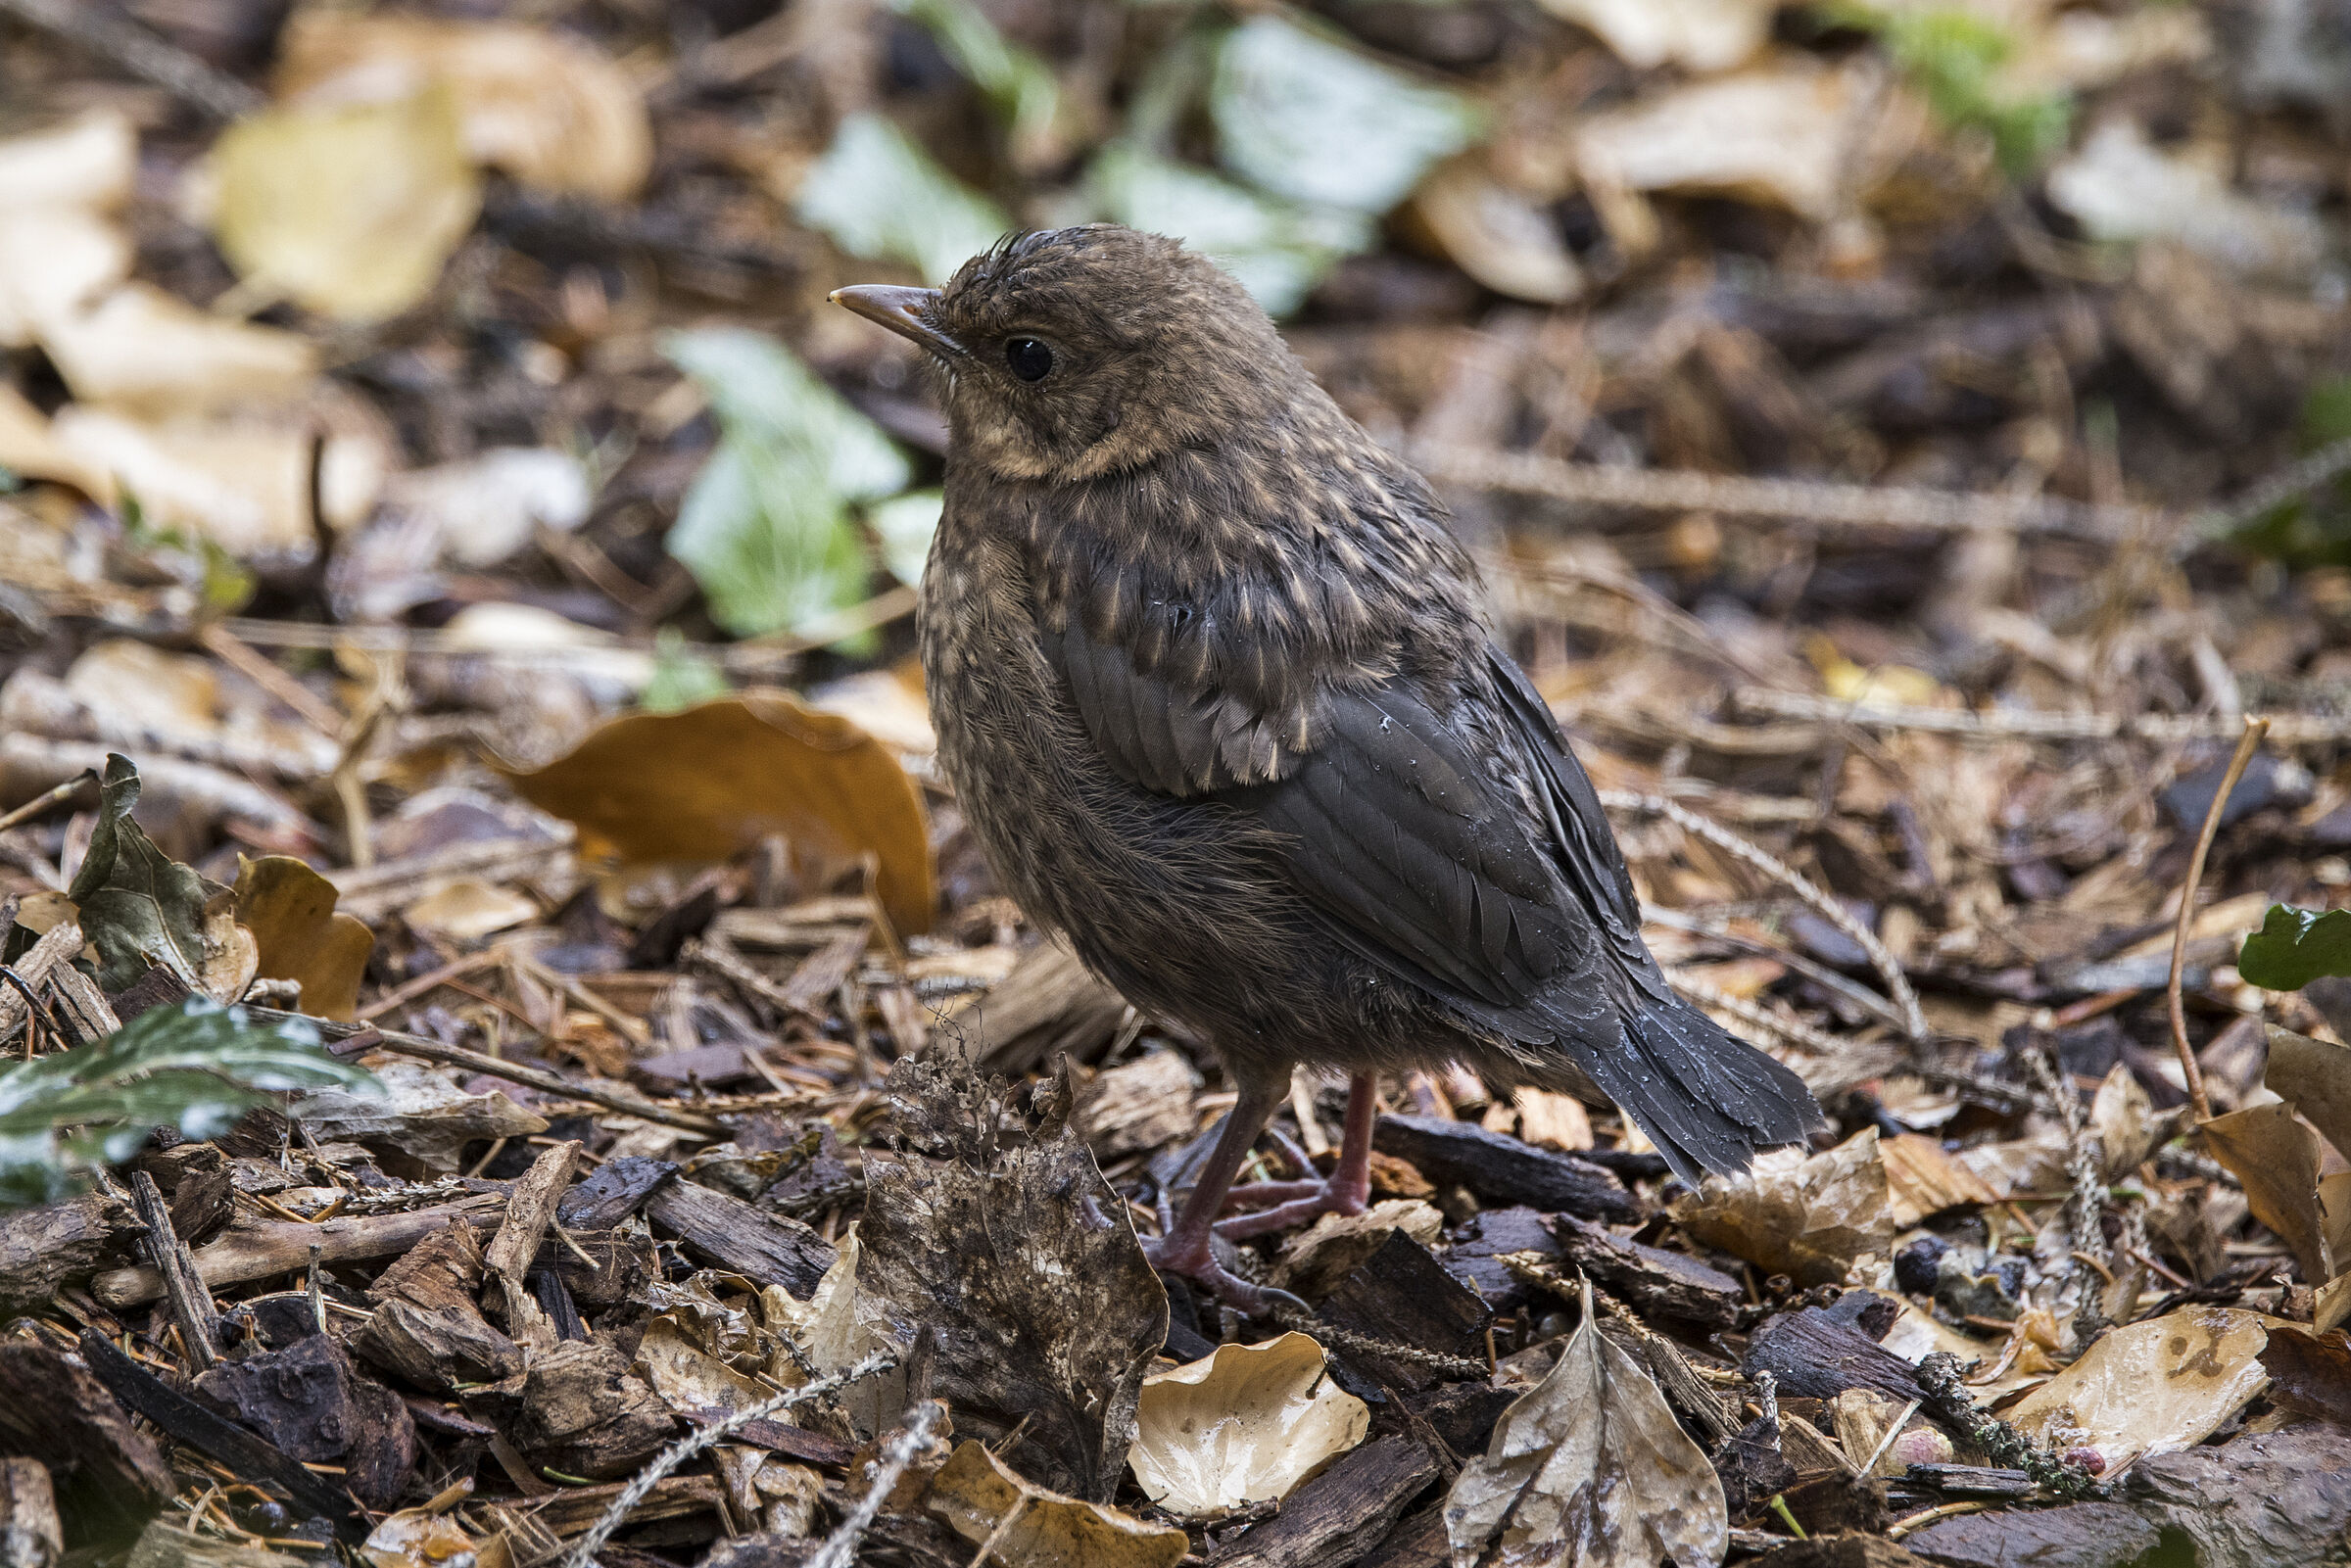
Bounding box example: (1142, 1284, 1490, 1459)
(831, 225, 1304, 484)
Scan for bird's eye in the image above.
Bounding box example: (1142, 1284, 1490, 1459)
(1005, 337, 1054, 382)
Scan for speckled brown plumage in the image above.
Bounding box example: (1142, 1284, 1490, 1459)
(835, 226, 1820, 1308)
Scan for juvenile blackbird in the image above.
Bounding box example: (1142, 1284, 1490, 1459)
(835, 226, 1820, 1310)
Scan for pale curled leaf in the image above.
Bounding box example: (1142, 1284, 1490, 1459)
(2005, 1307, 2277, 1472)
(1670, 1125, 1895, 1287)
(276, 12, 651, 201)
(1532, 0, 1777, 71)
(926, 1441, 1187, 1568)
(1445, 1278, 1727, 1568)
(1128, 1332, 1368, 1515)
(36, 283, 316, 416)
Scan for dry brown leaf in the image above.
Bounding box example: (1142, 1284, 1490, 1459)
(1513, 1086, 1595, 1152)
(48, 407, 387, 555)
(2004, 1307, 2275, 1472)
(926, 1441, 1187, 1568)
(504, 691, 936, 936)
(1444, 1276, 1727, 1567)
(2201, 1101, 2330, 1285)
(402, 879, 539, 942)
(2088, 1062, 2164, 1178)
(2265, 1025, 2351, 1164)
(39, 285, 316, 416)
(1881, 1132, 2000, 1226)
(208, 89, 480, 322)
(1128, 1332, 1368, 1515)
(233, 855, 375, 1022)
(360, 1503, 478, 1568)
(1671, 1126, 1895, 1286)
(277, 13, 651, 201)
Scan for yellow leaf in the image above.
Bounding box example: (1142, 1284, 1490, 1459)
(37, 283, 315, 415)
(210, 90, 480, 323)
(2005, 1307, 2276, 1472)
(1671, 1125, 1896, 1286)
(926, 1441, 1187, 1568)
(234, 855, 375, 1022)
(503, 691, 936, 936)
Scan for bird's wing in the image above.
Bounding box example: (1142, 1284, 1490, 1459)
(1045, 617, 1622, 1013)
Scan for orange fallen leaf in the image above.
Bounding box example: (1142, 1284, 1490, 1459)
(503, 690, 935, 936)
(234, 855, 375, 1022)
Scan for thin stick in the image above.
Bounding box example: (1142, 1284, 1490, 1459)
(1603, 791, 1929, 1043)
(2168, 715, 2268, 1124)
(0, 773, 95, 836)
(1413, 444, 2165, 542)
(804, 1397, 948, 1568)
(0, 0, 262, 118)
(563, 1349, 901, 1568)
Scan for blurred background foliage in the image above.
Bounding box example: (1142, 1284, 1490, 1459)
(0, 0, 2346, 668)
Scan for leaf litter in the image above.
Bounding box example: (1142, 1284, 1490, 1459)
(2, 0, 2351, 1563)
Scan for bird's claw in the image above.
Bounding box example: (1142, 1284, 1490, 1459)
(1142, 1236, 1311, 1318)
(1212, 1173, 1370, 1241)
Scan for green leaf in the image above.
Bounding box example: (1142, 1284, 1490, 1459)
(0, 996, 378, 1208)
(792, 113, 1012, 283)
(1083, 142, 1372, 317)
(66, 754, 216, 994)
(1210, 17, 1482, 214)
(1824, 4, 2071, 176)
(888, 0, 1066, 167)
(642, 628, 733, 714)
(868, 489, 943, 589)
(2238, 903, 2351, 992)
(661, 329, 911, 640)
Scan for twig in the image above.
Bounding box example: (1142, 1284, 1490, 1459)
(2168, 716, 2268, 1124)
(128, 1171, 222, 1371)
(0, 772, 95, 836)
(2184, 434, 2351, 546)
(1730, 689, 2351, 747)
(1412, 445, 2166, 542)
(1666, 974, 1855, 1058)
(1601, 791, 1929, 1043)
(0, 0, 263, 119)
(289, 1015, 728, 1138)
(1914, 1352, 2101, 1499)
(564, 1348, 902, 1568)
(804, 1395, 948, 1568)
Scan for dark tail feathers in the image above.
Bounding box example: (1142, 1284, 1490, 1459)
(1557, 998, 1823, 1187)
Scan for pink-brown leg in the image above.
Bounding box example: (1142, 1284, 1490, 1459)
(1143, 1070, 1310, 1315)
(1214, 1073, 1376, 1241)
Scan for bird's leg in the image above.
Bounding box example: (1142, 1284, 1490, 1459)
(1214, 1072, 1376, 1240)
(1143, 1071, 1307, 1316)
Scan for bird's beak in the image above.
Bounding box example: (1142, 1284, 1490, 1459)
(829, 285, 964, 358)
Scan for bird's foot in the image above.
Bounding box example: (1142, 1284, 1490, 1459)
(1212, 1169, 1371, 1242)
(1142, 1234, 1310, 1318)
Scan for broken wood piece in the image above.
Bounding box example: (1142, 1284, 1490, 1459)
(555, 1155, 679, 1229)
(1373, 1114, 1638, 1221)
(1207, 1436, 1439, 1568)
(190, 1335, 416, 1510)
(127, 1170, 221, 1369)
(0, 1455, 61, 1568)
(0, 1339, 173, 1530)
(92, 1194, 508, 1307)
(0, 1189, 132, 1317)
(482, 1140, 577, 1353)
(506, 1340, 678, 1481)
(1316, 1231, 1491, 1394)
(644, 1178, 836, 1298)
(0, 921, 82, 1039)
(1551, 1213, 1744, 1330)
(75, 1329, 366, 1543)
